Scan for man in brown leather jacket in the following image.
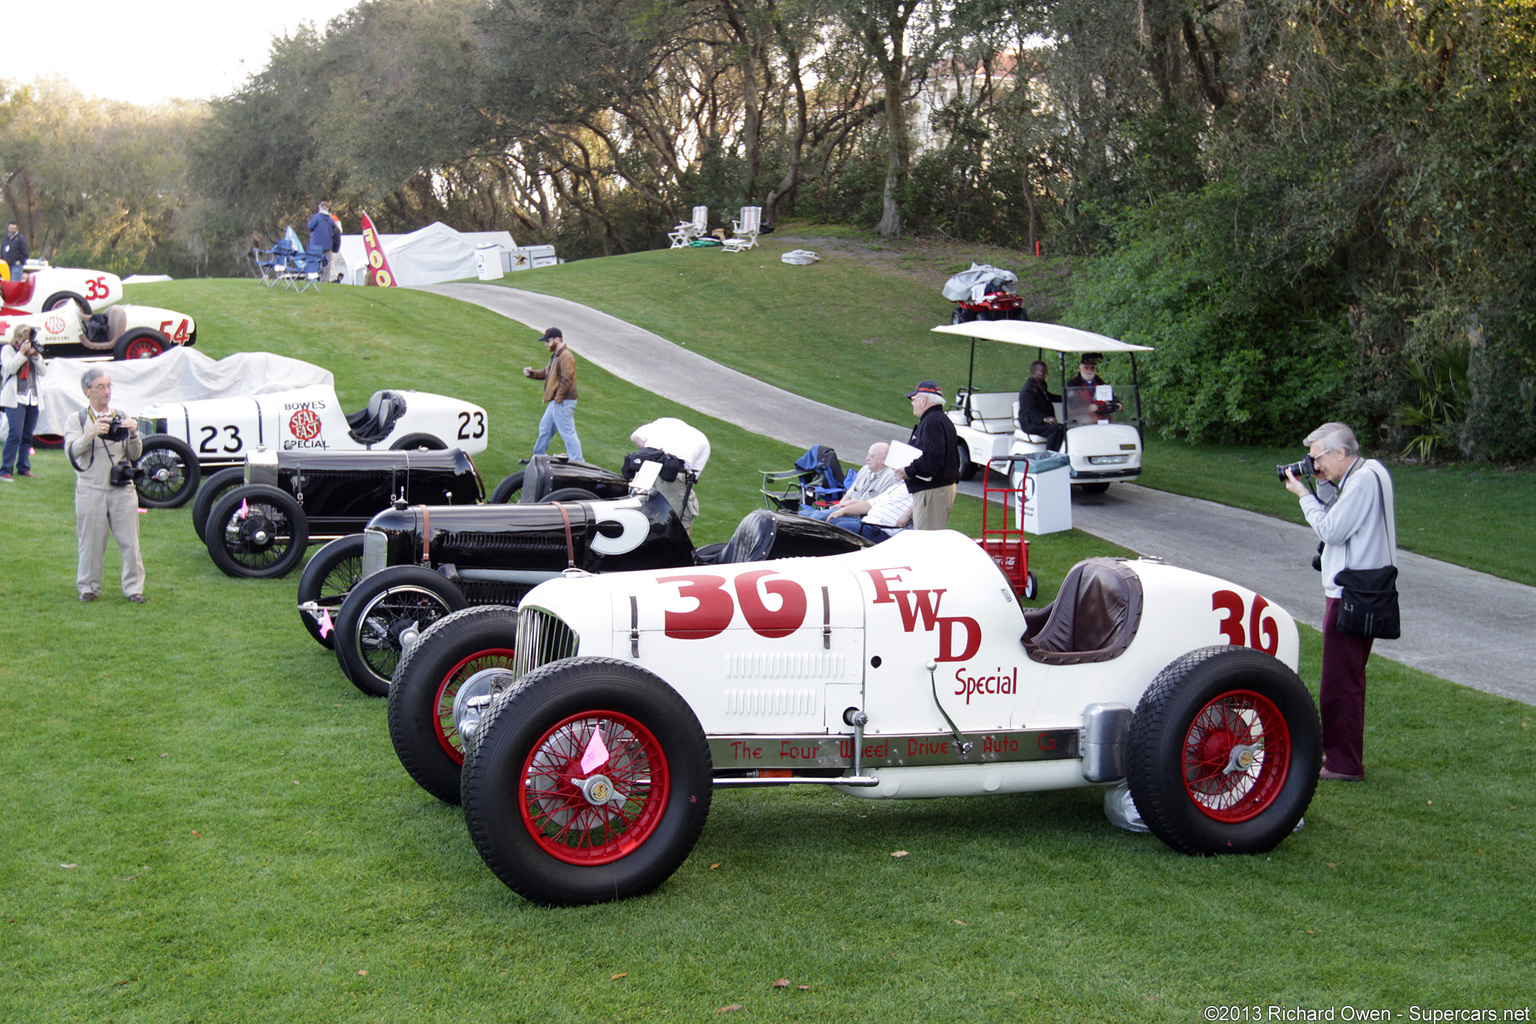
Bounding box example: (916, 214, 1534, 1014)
(522, 326, 583, 461)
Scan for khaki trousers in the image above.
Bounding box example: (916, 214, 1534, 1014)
(76, 483, 145, 598)
(911, 484, 956, 531)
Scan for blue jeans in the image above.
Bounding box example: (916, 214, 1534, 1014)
(533, 399, 582, 462)
(3, 403, 39, 474)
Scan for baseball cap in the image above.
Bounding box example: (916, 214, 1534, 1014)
(905, 380, 943, 399)
(539, 327, 563, 341)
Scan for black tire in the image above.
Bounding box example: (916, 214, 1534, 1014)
(296, 534, 367, 649)
(1126, 646, 1321, 856)
(388, 605, 520, 804)
(462, 657, 713, 906)
(542, 487, 599, 503)
(949, 306, 965, 325)
(193, 467, 246, 542)
(489, 470, 524, 504)
(389, 432, 447, 451)
(1022, 570, 1038, 601)
(114, 328, 169, 360)
(205, 484, 310, 579)
(1078, 481, 1111, 495)
(956, 442, 977, 481)
(135, 435, 200, 508)
(334, 566, 469, 697)
(44, 291, 90, 314)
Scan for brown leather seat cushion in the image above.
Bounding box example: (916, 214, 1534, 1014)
(1022, 558, 1144, 665)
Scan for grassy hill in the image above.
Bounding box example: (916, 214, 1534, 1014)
(0, 268, 1529, 1022)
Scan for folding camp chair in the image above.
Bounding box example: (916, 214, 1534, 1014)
(281, 249, 326, 293)
(668, 206, 708, 248)
(721, 206, 762, 252)
(252, 247, 280, 285)
(760, 444, 847, 511)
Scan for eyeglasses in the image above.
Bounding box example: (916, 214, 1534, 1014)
(88, 383, 112, 391)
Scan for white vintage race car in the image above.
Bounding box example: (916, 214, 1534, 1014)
(0, 302, 196, 360)
(136, 383, 490, 507)
(445, 529, 1321, 905)
(0, 263, 124, 314)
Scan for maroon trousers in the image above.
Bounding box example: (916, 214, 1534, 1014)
(1320, 597, 1374, 777)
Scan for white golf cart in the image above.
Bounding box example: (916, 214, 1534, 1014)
(931, 320, 1153, 493)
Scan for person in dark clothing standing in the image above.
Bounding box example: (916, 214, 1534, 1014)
(306, 201, 340, 267)
(1016, 360, 1064, 452)
(892, 380, 959, 530)
(2, 222, 29, 282)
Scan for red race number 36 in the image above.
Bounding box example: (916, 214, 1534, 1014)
(1212, 590, 1280, 655)
(658, 571, 808, 640)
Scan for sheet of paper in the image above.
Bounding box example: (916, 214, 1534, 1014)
(886, 439, 922, 470)
(630, 458, 662, 491)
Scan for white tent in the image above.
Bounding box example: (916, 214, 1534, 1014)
(334, 222, 518, 287)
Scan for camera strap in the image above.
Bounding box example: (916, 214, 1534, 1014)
(66, 408, 135, 475)
(65, 409, 95, 473)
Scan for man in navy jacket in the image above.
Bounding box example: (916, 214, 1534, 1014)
(893, 380, 960, 530)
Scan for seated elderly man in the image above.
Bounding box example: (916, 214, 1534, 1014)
(819, 481, 913, 543)
(800, 442, 898, 522)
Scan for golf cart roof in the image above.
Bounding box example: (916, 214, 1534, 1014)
(931, 320, 1154, 353)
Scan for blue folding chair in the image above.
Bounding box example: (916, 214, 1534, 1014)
(760, 444, 848, 511)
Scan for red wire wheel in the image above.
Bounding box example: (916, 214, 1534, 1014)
(435, 648, 516, 765)
(1127, 645, 1321, 856)
(519, 710, 671, 866)
(389, 605, 520, 805)
(1180, 689, 1291, 823)
(462, 656, 712, 904)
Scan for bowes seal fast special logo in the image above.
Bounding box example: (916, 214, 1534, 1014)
(288, 408, 322, 441)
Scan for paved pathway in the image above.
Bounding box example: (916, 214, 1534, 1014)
(419, 281, 1536, 706)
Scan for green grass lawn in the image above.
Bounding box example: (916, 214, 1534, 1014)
(0, 275, 1531, 1021)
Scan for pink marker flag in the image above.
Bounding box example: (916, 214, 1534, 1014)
(238, 498, 249, 519)
(318, 608, 334, 639)
(579, 727, 611, 775)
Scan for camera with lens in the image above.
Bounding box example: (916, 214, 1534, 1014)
(109, 460, 143, 487)
(1275, 453, 1316, 482)
(103, 416, 131, 442)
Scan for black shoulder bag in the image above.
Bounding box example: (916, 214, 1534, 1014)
(1333, 467, 1400, 640)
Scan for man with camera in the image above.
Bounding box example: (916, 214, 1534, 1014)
(1281, 422, 1397, 782)
(64, 367, 146, 603)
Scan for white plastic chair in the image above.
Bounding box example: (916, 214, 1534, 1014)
(721, 206, 762, 252)
(668, 206, 709, 248)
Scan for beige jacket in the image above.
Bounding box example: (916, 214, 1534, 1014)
(64, 407, 143, 490)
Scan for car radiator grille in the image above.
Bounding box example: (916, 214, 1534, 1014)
(361, 529, 388, 581)
(514, 608, 580, 678)
(462, 580, 536, 607)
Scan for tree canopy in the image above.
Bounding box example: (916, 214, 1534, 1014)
(2, 0, 1532, 459)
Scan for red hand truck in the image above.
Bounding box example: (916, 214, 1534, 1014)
(976, 454, 1038, 600)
